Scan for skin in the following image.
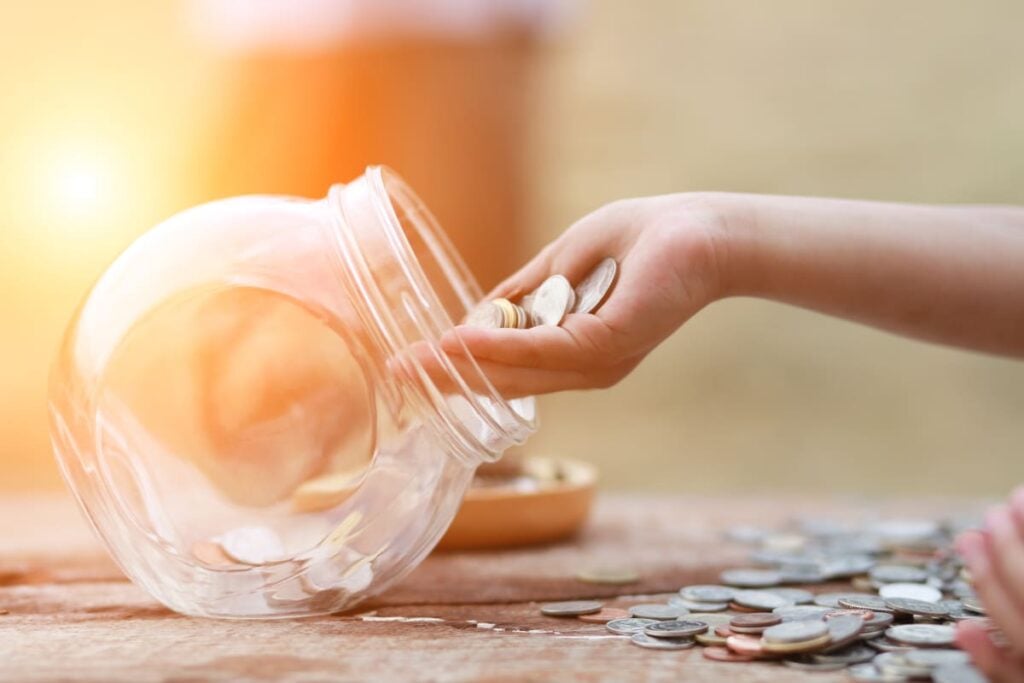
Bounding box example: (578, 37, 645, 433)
(412, 192, 1024, 678)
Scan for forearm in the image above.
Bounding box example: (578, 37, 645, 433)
(710, 193, 1024, 356)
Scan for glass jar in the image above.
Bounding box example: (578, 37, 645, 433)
(48, 167, 536, 618)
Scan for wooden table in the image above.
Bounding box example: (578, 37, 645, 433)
(0, 493, 980, 682)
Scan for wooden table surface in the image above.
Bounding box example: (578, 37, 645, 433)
(0, 492, 982, 682)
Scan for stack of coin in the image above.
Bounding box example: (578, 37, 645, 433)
(464, 257, 618, 330)
(536, 512, 994, 681)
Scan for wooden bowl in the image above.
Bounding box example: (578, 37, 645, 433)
(436, 457, 597, 551)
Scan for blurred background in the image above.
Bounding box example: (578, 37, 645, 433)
(2, 0, 1022, 495)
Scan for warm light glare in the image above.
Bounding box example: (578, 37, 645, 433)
(52, 153, 110, 216)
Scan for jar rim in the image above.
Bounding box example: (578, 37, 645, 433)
(326, 166, 536, 463)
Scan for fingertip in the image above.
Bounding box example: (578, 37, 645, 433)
(956, 621, 1004, 679)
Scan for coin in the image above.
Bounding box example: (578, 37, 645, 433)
(630, 632, 696, 650)
(769, 588, 814, 605)
(904, 649, 970, 668)
(217, 526, 286, 565)
(871, 565, 929, 584)
(726, 634, 772, 658)
(760, 633, 832, 654)
(822, 614, 864, 651)
(783, 657, 846, 672)
(669, 596, 728, 612)
(575, 566, 639, 585)
(720, 568, 782, 588)
(774, 605, 833, 621)
(572, 257, 618, 315)
(644, 620, 709, 638)
(932, 663, 988, 683)
(578, 607, 630, 623)
(703, 646, 755, 663)
(840, 595, 892, 612)
(884, 597, 949, 618)
(878, 583, 942, 603)
(885, 624, 956, 647)
(531, 275, 574, 326)
(763, 620, 829, 644)
(606, 618, 658, 634)
(961, 596, 985, 614)
(540, 600, 604, 617)
(815, 592, 874, 608)
(679, 584, 736, 603)
(814, 643, 876, 665)
(465, 301, 503, 328)
(686, 612, 736, 628)
(847, 663, 911, 682)
(729, 613, 781, 633)
(733, 590, 793, 611)
(629, 603, 687, 620)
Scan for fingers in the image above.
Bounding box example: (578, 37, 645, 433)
(957, 529, 1024, 657)
(957, 621, 1024, 683)
(985, 504, 1024, 619)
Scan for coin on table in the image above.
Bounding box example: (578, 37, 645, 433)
(703, 646, 756, 663)
(540, 600, 604, 617)
(217, 526, 286, 565)
(629, 603, 687, 620)
(630, 632, 696, 650)
(878, 583, 942, 603)
(679, 584, 736, 603)
(886, 624, 956, 647)
(572, 257, 618, 315)
(733, 590, 793, 611)
(669, 596, 728, 612)
(729, 613, 781, 633)
(575, 566, 639, 585)
(762, 620, 829, 644)
(769, 588, 815, 605)
(874, 652, 932, 678)
(686, 612, 736, 629)
(961, 596, 986, 614)
(840, 595, 892, 612)
(782, 657, 846, 672)
(904, 649, 970, 668)
(726, 634, 771, 658)
(531, 275, 575, 326)
(847, 662, 912, 682)
(773, 605, 833, 622)
(578, 607, 630, 623)
(884, 597, 949, 618)
(643, 620, 709, 638)
(871, 564, 929, 584)
(822, 614, 864, 651)
(720, 568, 782, 588)
(606, 618, 658, 635)
(814, 643, 876, 666)
(760, 633, 832, 655)
(814, 592, 874, 608)
(932, 663, 989, 683)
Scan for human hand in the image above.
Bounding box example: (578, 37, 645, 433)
(955, 487, 1024, 683)
(435, 193, 727, 398)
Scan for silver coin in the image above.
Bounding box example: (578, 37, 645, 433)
(871, 564, 929, 584)
(904, 649, 970, 668)
(678, 584, 736, 603)
(822, 614, 864, 652)
(884, 597, 949, 618)
(606, 618, 658, 635)
(572, 257, 617, 315)
(763, 620, 829, 644)
(769, 588, 815, 605)
(643, 620, 709, 638)
(629, 603, 687, 620)
(847, 663, 910, 682)
(821, 556, 876, 579)
(530, 275, 574, 326)
(863, 611, 895, 630)
(539, 600, 604, 617)
(464, 301, 503, 328)
(936, 599, 974, 620)
(961, 596, 986, 614)
(630, 632, 696, 650)
(814, 643, 876, 665)
(875, 652, 933, 678)
(878, 583, 942, 603)
(774, 605, 833, 622)
(217, 526, 286, 565)
(815, 592, 874, 608)
(782, 657, 847, 672)
(733, 589, 793, 611)
(886, 624, 956, 647)
(668, 596, 728, 612)
(719, 568, 782, 588)
(840, 595, 892, 612)
(932, 663, 989, 683)
(684, 612, 735, 628)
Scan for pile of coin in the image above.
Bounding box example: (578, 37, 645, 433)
(465, 257, 618, 329)
(538, 515, 994, 682)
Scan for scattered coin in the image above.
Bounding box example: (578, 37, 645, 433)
(822, 614, 864, 652)
(703, 646, 755, 663)
(726, 634, 771, 658)
(878, 583, 942, 603)
(540, 600, 604, 617)
(886, 624, 956, 647)
(760, 633, 832, 655)
(572, 257, 618, 315)
(814, 643, 876, 665)
(630, 632, 696, 650)
(733, 590, 793, 611)
(720, 568, 783, 588)
(774, 605, 833, 622)
(961, 596, 986, 615)
(679, 584, 735, 603)
(578, 607, 630, 623)
(669, 596, 728, 612)
(644, 620, 710, 638)
(840, 595, 892, 612)
(763, 620, 829, 644)
(932, 663, 989, 683)
(847, 662, 911, 682)
(783, 656, 846, 672)
(729, 613, 781, 633)
(871, 565, 929, 584)
(629, 603, 687, 620)
(815, 592, 874, 608)
(606, 618, 658, 635)
(904, 649, 970, 668)
(884, 597, 949, 619)
(769, 588, 814, 605)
